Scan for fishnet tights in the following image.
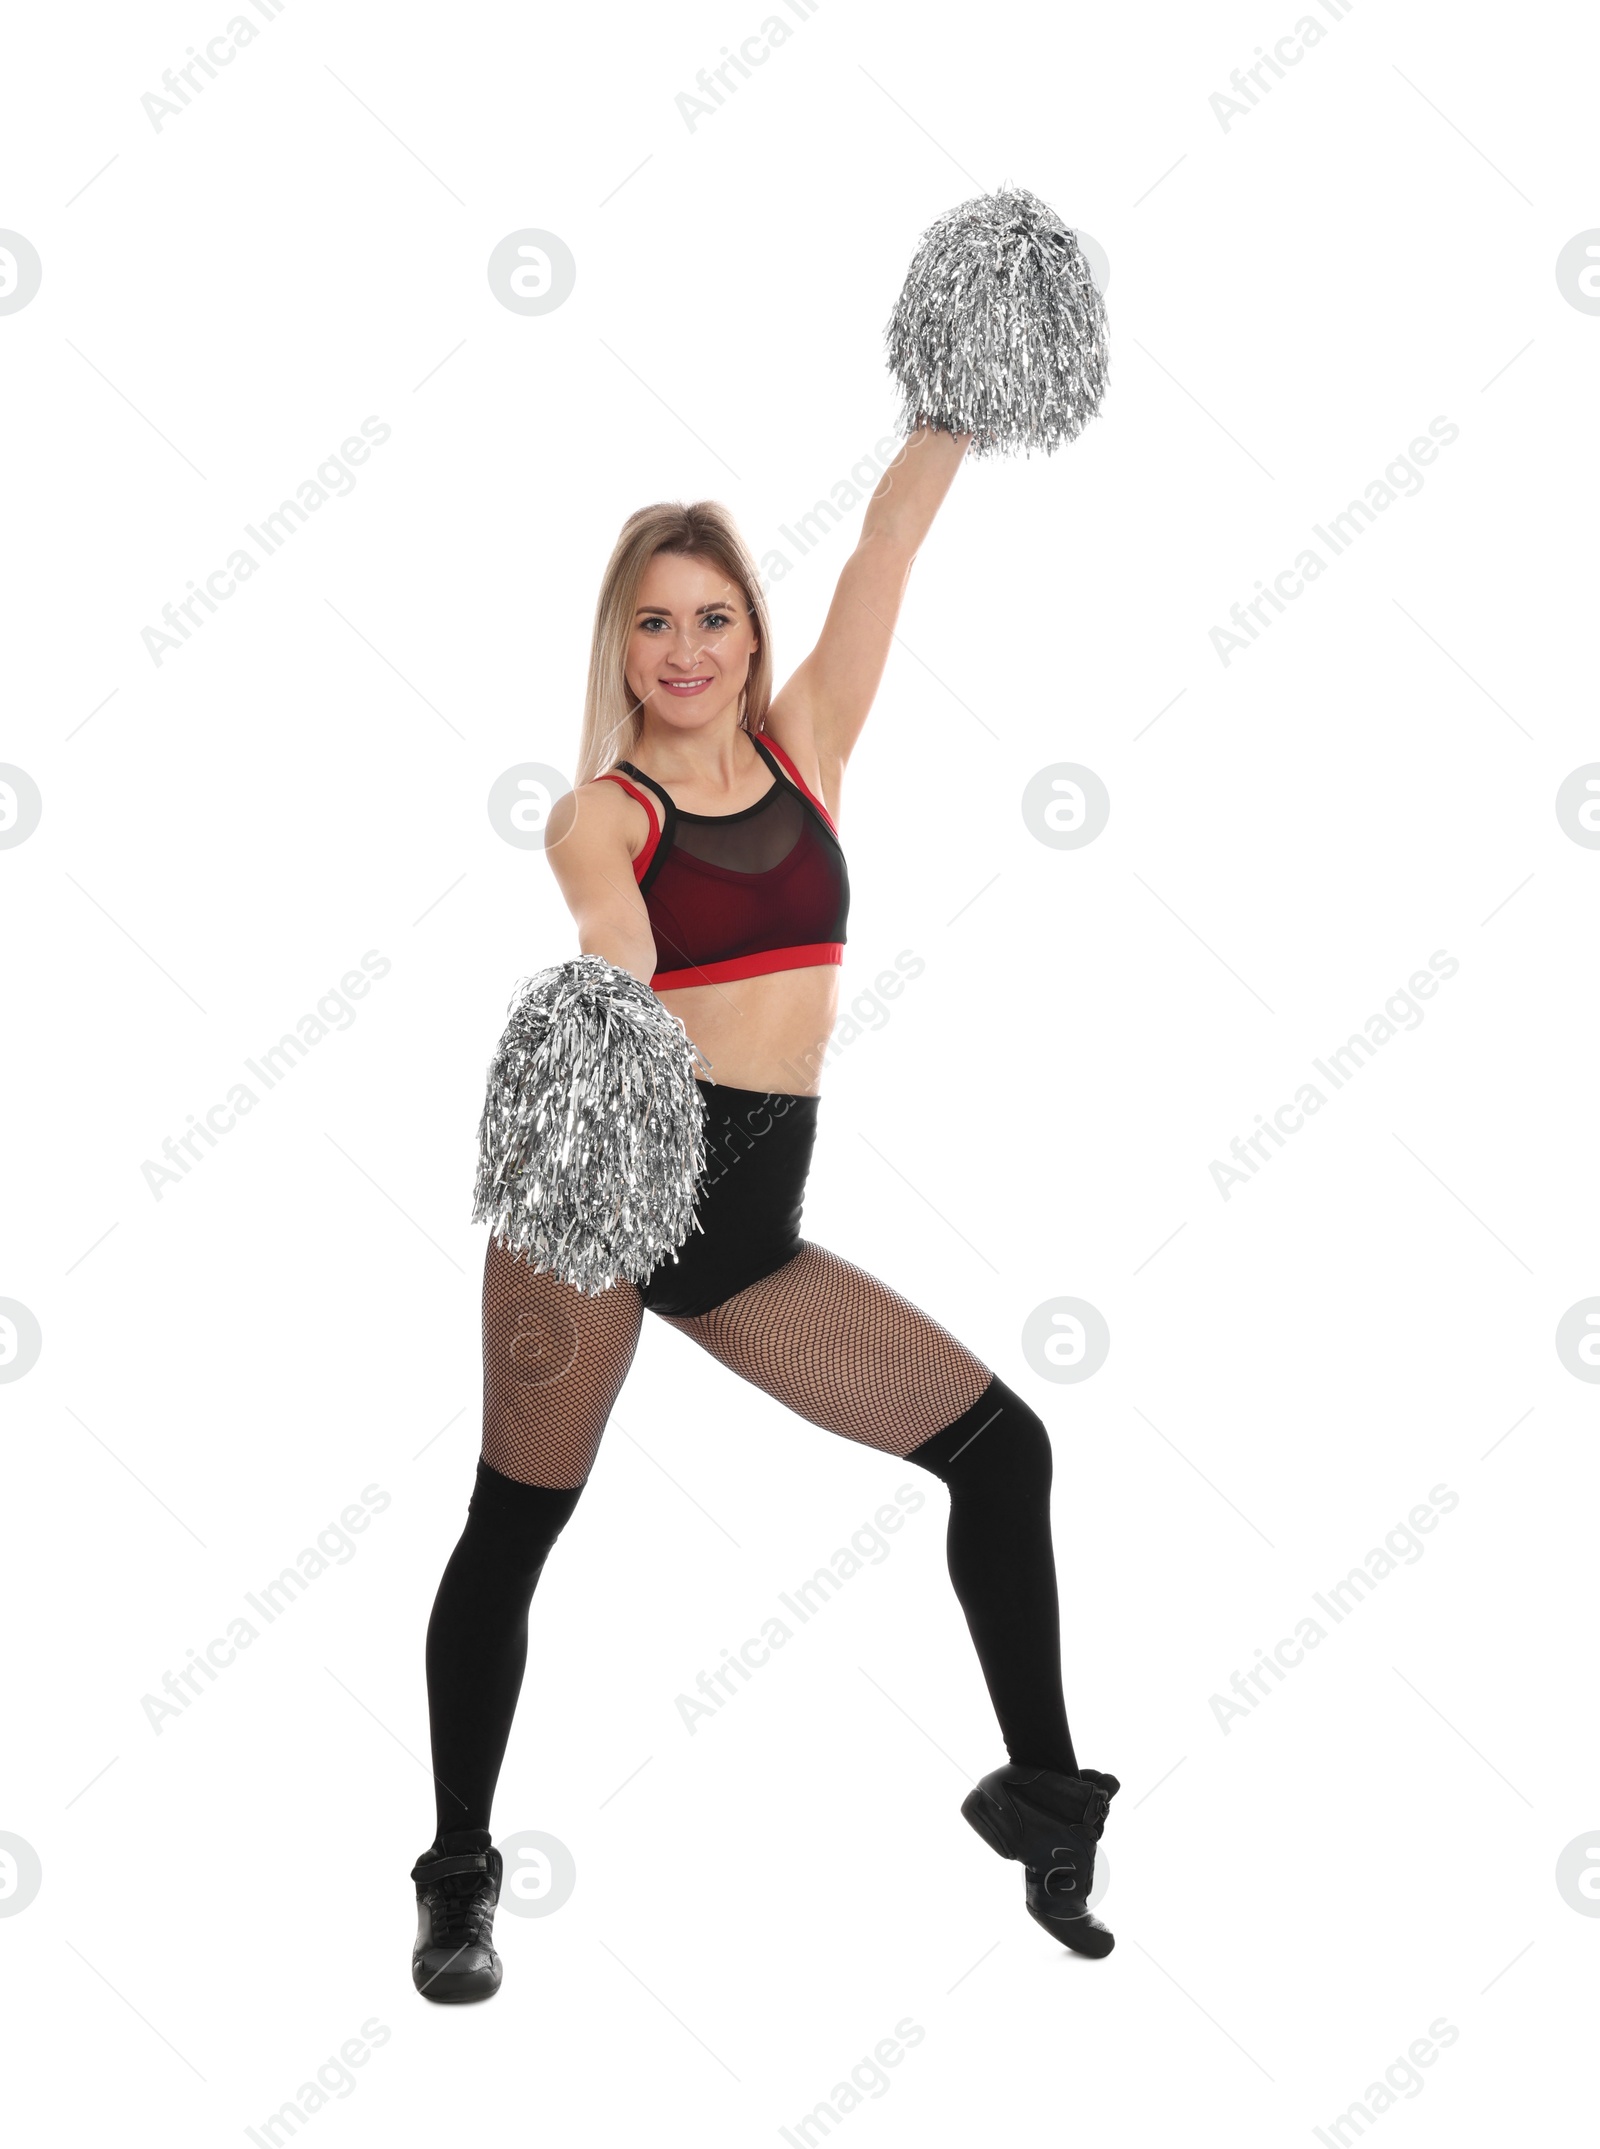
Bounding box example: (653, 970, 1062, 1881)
(481, 1234, 994, 1489)
(659, 1243, 994, 1453)
(481, 1233, 643, 1490)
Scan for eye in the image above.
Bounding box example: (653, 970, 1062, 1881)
(637, 611, 734, 633)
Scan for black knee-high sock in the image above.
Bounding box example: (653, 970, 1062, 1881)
(423, 1458, 585, 1846)
(906, 1373, 1079, 1777)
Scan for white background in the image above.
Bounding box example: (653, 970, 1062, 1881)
(3, 0, 1596, 2140)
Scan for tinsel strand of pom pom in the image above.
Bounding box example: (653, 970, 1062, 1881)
(471, 954, 710, 1297)
(884, 184, 1108, 460)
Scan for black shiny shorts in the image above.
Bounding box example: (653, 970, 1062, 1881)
(638, 1079, 820, 1318)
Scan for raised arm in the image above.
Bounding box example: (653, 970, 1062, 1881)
(766, 424, 972, 805)
(544, 782, 657, 985)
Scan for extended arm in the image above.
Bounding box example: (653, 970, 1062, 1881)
(768, 424, 971, 801)
(544, 784, 657, 985)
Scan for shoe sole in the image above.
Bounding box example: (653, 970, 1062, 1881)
(413, 1943, 503, 2005)
(414, 1968, 503, 2004)
(1026, 1900, 1115, 1958)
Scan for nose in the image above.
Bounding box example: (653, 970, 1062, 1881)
(663, 631, 707, 671)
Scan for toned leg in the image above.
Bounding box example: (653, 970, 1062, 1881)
(423, 1239, 643, 1840)
(657, 1241, 1077, 1773)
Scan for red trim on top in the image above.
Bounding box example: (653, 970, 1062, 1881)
(596, 769, 661, 881)
(651, 942, 843, 991)
(757, 733, 839, 839)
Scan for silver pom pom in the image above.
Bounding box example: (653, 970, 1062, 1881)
(471, 954, 711, 1297)
(885, 184, 1108, 459)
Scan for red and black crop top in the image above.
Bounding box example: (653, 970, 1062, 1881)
(597, 732, 849, 991)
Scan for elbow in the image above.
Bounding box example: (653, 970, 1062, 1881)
(854, 522, 919, 575)
(579, 922, 656, 988)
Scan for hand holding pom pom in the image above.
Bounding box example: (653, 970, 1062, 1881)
(471, 954, 710, 1297)
(885, 184, 1107, 459)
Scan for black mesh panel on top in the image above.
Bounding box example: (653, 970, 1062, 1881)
(668, 784, 806, 872)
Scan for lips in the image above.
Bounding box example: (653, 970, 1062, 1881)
(659, 677, 713, 696)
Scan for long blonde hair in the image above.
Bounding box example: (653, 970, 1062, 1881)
(574, 501, 774, 787)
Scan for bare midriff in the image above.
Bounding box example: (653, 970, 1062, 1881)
(654, 962, 840, 1097)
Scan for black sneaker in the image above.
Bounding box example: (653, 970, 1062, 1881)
(409, 1837, 504, 2003)
(961, 1763, 1120, 1958)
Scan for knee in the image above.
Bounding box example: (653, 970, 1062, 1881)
(462, 1457, 586, 1576)
(982, 1381, 1053, 1497)
(911, 1375, 1053, 1495)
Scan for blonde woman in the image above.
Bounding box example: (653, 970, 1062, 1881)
(410, 429, 1118, 2000)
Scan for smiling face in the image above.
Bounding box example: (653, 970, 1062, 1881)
(624, 550, 760, 736)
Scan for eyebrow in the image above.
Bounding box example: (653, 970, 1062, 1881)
(633, 599, 739, 615)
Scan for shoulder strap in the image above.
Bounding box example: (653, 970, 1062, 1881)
(614, 759, 681, 818)
(753, 732, 839, 839)
(596, 766, 666, 881)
